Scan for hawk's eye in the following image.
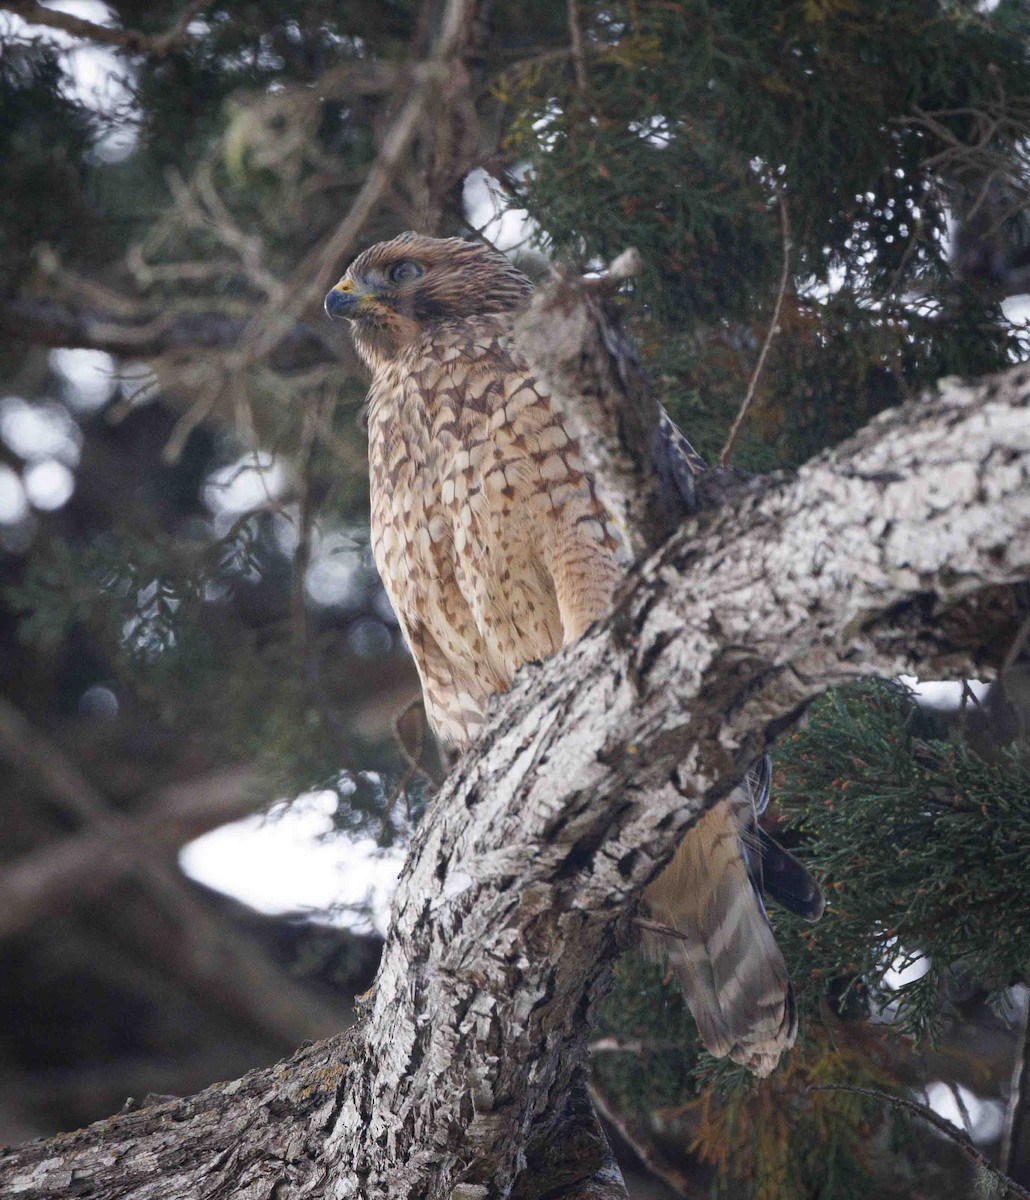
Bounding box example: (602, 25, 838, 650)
(389, 260, 424, 283)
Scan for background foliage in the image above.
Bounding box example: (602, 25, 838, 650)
(1, 1, 1028, 1195)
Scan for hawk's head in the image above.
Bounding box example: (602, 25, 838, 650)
(325, 232, 533, 370)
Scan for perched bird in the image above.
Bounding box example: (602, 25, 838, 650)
(326, 232, 821, 1075)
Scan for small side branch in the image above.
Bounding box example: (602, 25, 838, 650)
(0, 294, 335, 362)
(589, 1079, 706, 1199)
(1002, 990, 1030, 1184)
(0, 699, 342, 1045)
(515, 249, 683, 557)
(0, 765, 258, 939)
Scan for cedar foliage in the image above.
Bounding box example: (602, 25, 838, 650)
(1, 0, 1029, 1194)
(507, 0, 1030, 466)
(594, 682, 1030, 1195)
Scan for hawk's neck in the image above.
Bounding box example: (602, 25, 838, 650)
(355, 312, 514, 376)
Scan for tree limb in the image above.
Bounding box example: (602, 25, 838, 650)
(588, 1078, 706, 1199)
(515, 248, 688, 557)
(0, 764, 261, 939)
(1, 352, 1027, 1196)
(5, 0, 209, 56)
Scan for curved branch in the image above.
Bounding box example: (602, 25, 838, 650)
(1, 351, 1028, 1195)
(0, 764, 261, 939)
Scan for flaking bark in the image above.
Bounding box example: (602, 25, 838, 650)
(2, 361, 1029, 1197)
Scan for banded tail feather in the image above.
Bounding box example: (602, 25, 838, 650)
(643, 765, 821, 1077)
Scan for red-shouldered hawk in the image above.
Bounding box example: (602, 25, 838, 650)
(326, 232, 821, 1075)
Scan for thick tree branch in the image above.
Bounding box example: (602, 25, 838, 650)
(515, 248, 688, 556)
(2, 345, 1028, 1195)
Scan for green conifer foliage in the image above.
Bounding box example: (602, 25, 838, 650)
(507, 0, 1030, 466)
(776, 682, 1030, 1037)
(0, 43, 100, 289)
(593, 678, 1030, 1197)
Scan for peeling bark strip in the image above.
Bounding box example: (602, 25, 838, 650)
(3, 367, 1029, 1198)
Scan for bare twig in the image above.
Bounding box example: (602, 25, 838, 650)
(947, 1080, 975, 1138)
(809, 1084, 1030, 1200)
(386, 694, 435, 816)
(1002, 612, 1030, 678)
(891, 88, 1030, 298)
(588, 1038, 681, 1056)
(0, 294, 335, 361)
(162, 378, 222, 464)
(34, 246, 147, 318)
(0, 696, 121, 828)
(390, 695, 428, 778)
(191, 163, 287, 302)
(588, 1079, 706, 1199)
(634, 916, 691, 943)
(291, 403, 321, 647)
(719, 189, 792, 467)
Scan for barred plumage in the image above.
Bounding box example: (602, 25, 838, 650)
(326, 232, 820, 1074)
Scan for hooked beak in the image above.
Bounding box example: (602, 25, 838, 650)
(325, 281, 363, 320)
